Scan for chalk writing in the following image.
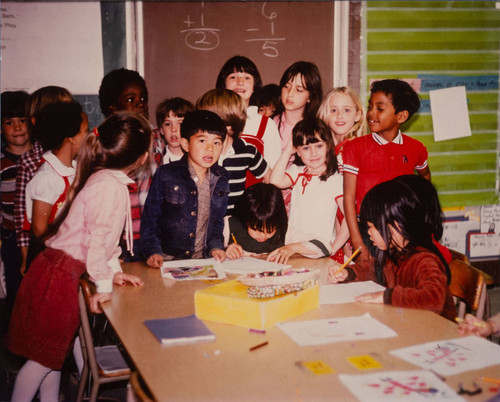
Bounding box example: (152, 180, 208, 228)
(180, 2, 220, 51)
(419, 75, 498, 92)
(245, 2, 285, 58)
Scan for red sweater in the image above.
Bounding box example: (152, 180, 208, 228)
(347, 249, 456, 321)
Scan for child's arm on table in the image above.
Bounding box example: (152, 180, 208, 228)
(267, 242, 315, 264)
(458, 313, 499, 337)
(147, 254, 164, 268)
(226, 243, 243, 260)
(269, 139, 294, 189)
(211, 248, 226, 262)
(343, 172, 369, 260)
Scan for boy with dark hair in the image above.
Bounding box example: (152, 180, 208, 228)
(155, 97, 194, 164)
(343, 79, 430, 260)
(1, 91, 31, 314)
(140, 110, 230, 267)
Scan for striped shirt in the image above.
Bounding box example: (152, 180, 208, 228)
(0, 148, 21, 231)
(219, 137, 268, 213)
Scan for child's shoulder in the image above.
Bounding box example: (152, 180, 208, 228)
(401, 133, 427, 149)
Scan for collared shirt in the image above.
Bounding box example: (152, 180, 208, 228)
(14, 142, 44, 247)
(188, 162, 211, 258)
(47, 169, 134, 293)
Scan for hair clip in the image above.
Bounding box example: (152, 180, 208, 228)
(93, 127, 99, 138)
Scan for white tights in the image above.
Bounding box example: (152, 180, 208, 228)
(11, 360, 61, 402)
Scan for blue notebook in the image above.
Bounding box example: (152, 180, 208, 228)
(144, 314, 216, 345)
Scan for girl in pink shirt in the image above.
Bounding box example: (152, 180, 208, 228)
(7, 112, 151, 402)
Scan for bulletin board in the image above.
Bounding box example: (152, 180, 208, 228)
(363, 1, 500, 260)
(142, 1, 335, 110)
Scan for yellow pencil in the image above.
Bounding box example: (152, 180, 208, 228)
(334, 246, 362, 275)
(477, 377, 500, 385)
(231, 233, 238, 245)
(455, 317, 487, 327)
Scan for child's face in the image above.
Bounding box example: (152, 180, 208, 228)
(258, 105, 275, 117)
(366, 91, 404, 137)
(326, 93, 361, 139)
(247, 226, 277, 243)
(281, 74, 310, 114)
(71, 113, 89, 158)
(161, 111, 183, 149)
(1, 116, 29, 148)
(180, 130, 224, 172)
(225, 71, 254, 103)
(367, 222, 387, 251)
(112, 82, 149, 119)
(296, 135, 327, 175)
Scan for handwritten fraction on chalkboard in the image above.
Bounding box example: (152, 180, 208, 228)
(180, 1, 285, 57)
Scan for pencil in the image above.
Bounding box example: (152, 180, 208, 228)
(231, 233, 238, 245)
(455, 317, 487, 327)
(334, 246, 362, 275)
(249, 341, 268, 351)
(478, 377, 500, 385)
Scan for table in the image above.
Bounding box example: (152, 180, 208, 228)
(102, 257, 500, 401)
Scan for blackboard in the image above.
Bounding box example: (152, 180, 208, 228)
(143, 1, 334, 111)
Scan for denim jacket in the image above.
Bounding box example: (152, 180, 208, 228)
(140, 155, 229, 260)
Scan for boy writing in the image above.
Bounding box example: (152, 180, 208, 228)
(140, 110, 229, 267)
(343, 79, 430, 260)
(1, 91, 31, 315)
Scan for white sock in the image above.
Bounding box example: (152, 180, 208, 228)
(73, 336, 84, 378)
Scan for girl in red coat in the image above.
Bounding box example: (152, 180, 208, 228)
(328, 175, 456, 321)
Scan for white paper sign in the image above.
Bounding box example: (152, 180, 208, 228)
(429, 86, 471, 142)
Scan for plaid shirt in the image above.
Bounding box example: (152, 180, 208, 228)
(14, 141, 44, 247)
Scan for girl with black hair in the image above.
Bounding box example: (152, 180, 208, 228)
(328, 176, 456, 321)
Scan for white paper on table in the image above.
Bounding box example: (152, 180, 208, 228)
(320, 281, 386, 304)
(161, 258, 226, 281)
(390, 335, 500, 376)
(429, 86, 471, 142)
(339, 370, 465, 402)
(220, 256, 290, 274)
(277, 313, 397, 346)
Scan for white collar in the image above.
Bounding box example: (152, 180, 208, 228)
(42, 151, 76, 177)
(372, 130, 403, 145)
(103, 169, 135, 185)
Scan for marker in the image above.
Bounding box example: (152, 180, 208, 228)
(231, 233, 238, 245)
(249, 328, 266, 334)
(478, 377, 500, 385)
(249, 341, 268, 351)
(455, 317, 487, 327)
(334, 246, 362, 275)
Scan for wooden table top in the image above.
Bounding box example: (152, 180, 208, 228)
(102, 257, 500, 401)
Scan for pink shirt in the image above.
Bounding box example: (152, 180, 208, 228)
(46, 169, 134, 293)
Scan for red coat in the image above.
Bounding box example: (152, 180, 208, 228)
(348, 248, 456, 321)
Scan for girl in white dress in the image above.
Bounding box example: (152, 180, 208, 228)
(268, 118, 349, 264)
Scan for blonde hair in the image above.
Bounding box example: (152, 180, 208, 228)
(196, 89, 247, 137)
(318, 86, 366, 140)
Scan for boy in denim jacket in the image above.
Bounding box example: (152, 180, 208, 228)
(140, 110, 230, 267)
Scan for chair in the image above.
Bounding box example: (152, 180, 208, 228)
(127, 371, 155, 402)
(449, 259, 489, 320)
(448, 248, 469, 264)
(76, 279, 131, 402)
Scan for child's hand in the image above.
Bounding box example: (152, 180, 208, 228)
(226, 243, 243, 260)
(147, 254, 163, 268)
(89, 292, 111, 314)
(355, 291, 384, 304)
(113, 272, 144, 287)
(457, 313, 494, 337)
(267, 245, 295, 264)
(327, 264, 348, 283)
(284, 137, 296, 157)
(211, 248, 226, 262)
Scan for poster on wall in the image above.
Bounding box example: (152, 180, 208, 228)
(1, 2, 103, 94)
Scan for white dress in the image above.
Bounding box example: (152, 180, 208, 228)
(285, 164, 343, 258)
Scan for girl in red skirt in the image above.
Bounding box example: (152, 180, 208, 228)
(7, 112, 151, 401)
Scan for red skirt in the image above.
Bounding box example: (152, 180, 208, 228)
(6, 248, 86, 369)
